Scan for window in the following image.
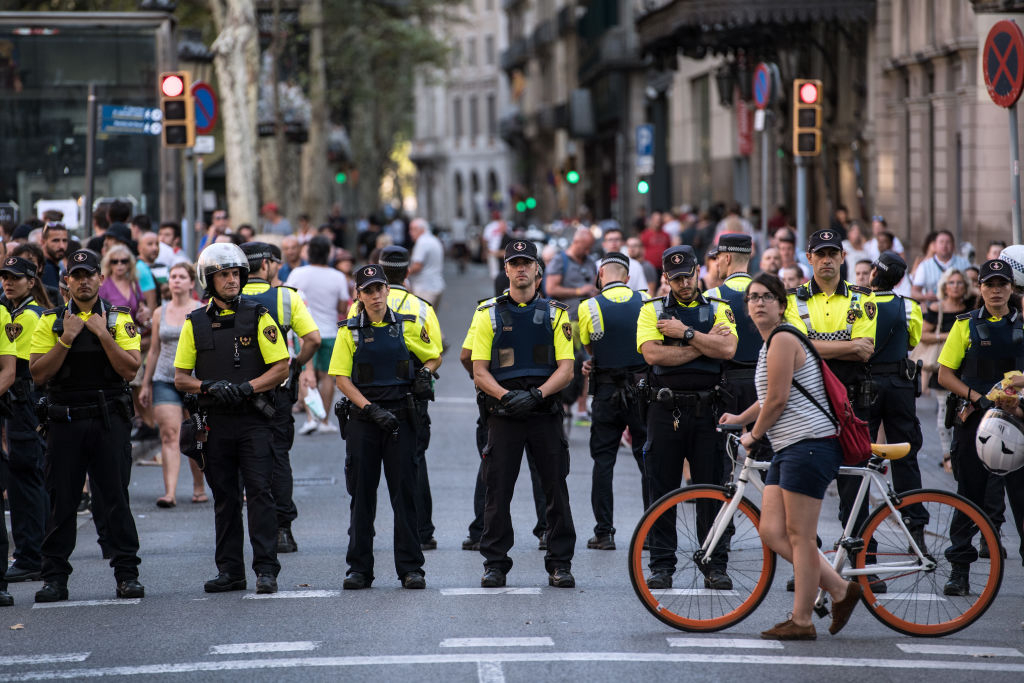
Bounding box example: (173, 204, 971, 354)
(469, 95, 480, 139)
(466, 37, 477, 67)
(487, 93, 497, 138)
(452, 40, 461, 67)
(485, 35, 495, 65)
(453, 97, 463, 139)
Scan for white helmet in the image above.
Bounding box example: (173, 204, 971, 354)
(998, 244, 1024, 289)
(196, 243, 249, 296)
(976, 408, 1024, 475)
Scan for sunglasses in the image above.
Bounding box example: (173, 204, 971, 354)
(872, 215, 885, 222)
(110, 258, 131, 265)
(745, 293, 778, 304)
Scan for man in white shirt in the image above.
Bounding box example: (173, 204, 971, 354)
(482, 212, 507, 279)
(600, 226, 649, 294)
(911, 230, 971, 302)
(864, 216, 905, 259)
(408, 218, 446, 308)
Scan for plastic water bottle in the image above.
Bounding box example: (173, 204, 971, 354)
(304, 390, 327, 420)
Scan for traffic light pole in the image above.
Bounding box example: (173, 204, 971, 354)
(84, 83, 97, 234)
(183, 148, 196, 261)
(1010, 105, 1022, 244)
(796, 155, 808, 252)
(760, 110, 772, 249)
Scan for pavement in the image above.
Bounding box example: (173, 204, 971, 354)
(2, 262, 1023, 682)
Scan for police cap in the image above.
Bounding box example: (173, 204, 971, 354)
(241, 241, 276, 267)
(380, 245, 411, 268)
(504, 239, 539, 263)
(0, 256, 38, 279)
(67, 249, 101, 275)
(807, 229, 843, 253)
(663, 245, 698, 280)
(979, 258, 1013, 284)
(355, 264, 388, 291)
(600, 251, 630, 270)
(873, 250, 907, 277)
(717, 233, 753, 254)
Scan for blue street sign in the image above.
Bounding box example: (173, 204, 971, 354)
(191, 83, 218, 134)
(98, 105, 163, 136)
(636, 124, 654, 175)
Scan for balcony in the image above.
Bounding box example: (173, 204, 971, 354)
(408, 138, 448, 165)
(578, 26, 642, 86)
(502, 0, 526, 9)
(531, 18, 557, 51)
(499, 111, 526, 143)
(500, 37, 530, 72)
(558, 5, 577, 36)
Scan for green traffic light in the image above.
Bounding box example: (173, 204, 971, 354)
(516, 201, 527, 212)
(637, 180, 650, 195)
(335, 172, 347, 184)
(525, 197, 537, 210)
(566, 170, 580, 185)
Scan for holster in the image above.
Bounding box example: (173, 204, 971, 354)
(653, 387, 719, 419)
(286, 361, 302, 404)
(846, 380, 876, 411)
(945, 392, 964, 429)
(35, 396, 50, 438)
(334, 398, 351, 440)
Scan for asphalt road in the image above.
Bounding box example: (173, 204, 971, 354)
(2, 262, 1023, 682)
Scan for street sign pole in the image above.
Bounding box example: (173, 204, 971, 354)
(1011, 105, 1022, 244)
(84, 83, 97, 234)
(760, 111, 772, 249)
(983, 19, 1024, 245)
(195, 155, 205, 233)
(796, 155, 808, 252)
(184, 148, 196, 261)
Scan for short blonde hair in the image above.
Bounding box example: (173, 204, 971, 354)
(938, 267, 972, 302)
(101, 244, 138, 284)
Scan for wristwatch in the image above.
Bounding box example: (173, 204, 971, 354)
(682, 328, 695, 346)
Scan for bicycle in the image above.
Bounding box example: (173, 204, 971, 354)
(628, 424, 1004, 636)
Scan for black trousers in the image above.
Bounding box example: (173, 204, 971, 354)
(645, 400, 727, 572)
(41, 413, 140, 584)
(481, 412, 575, 574)
(0, 455, 10, 591)
(468, 403, 547, 542)
(414, 398, 435, 542)
(946, 410, 1024, 565)
(868, 373, 927, 528)
(269, 389, 298, 529)
(6, 398, 48, 571)
(589, 382, 648, 537)
(344, 412, 424, 580)
(204, 411, 280, 578)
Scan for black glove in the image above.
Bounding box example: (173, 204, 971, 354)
(201, 380, 235, 405)
(236, 381, 255, 399)
(973, 395, 995, 413)
(502, 389, 541, 417)
(363, 403, 399, 433)
(412, 367, 436, 400)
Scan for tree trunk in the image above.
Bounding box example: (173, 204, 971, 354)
(300, 0, 329, 224)
(210, 0, 260, 228)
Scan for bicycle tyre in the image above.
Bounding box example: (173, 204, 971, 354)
(628, 485, 776, 632)
(855, 488, 1003, 637)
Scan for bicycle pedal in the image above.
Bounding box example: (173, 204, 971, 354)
(813, 603, 830, 618)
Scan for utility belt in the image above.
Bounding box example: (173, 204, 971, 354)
(723, 364, 757, 382)
(651, 387, 719, 418)
(8, 376, 35, 404)
(38, 391, 134, 434)
(350, 399, 414, 423)
(869, 357, 920, 380)
(484, 392, 561, 417)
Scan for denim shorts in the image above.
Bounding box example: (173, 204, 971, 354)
(152, 380, 184, 406)
(765, 437, 843, 499)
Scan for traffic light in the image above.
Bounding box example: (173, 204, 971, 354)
(637, 179, 650, 195)
(792, 78, 822, 156)
(525, 197, 537, 210)
(335, 172, 348, 184)
(566, 170, 580, 185)
(160, 71, 194, 149)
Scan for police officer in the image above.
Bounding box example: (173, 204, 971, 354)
(938, 258, 1024, 594)
(329, 264, 440, 589)
(29, 249, 143, 603)
(638, 245, 738, 590)
(577, 251, 648, 550)
(784, 229, 879, 590)
(867, 251, 927, 548)
(0, 301, 19, 605)
(240, 241, 321, 555)
(460, 290, 548, 552)
(470, 239, 576, 588)
(1, 257, 48, 583)
(358, 246, 444, 550)
(173, 244, 289, 595)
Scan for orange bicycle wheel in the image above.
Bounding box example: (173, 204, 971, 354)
(629, 485, 775, 632)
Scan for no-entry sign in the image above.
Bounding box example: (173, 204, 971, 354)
(984, 20, 1024, 108)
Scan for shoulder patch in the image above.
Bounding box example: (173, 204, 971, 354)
(255, 304, 270, 317)
(124, 321, 138, 338)
(705, 295, 726, 304)
(43, 307, 62, 317)
(262, 325, 279, 344)
(399, 313, 416, 323)
(955, 312, 973, 321)
(849, 285, 871, 294)
(561, 322, 572, 341)
(864, 301, 877, 320)
(338, 318, 350, 328)
(108, 305, 131, 315)
(549, 300, 569, 311)
(420, 326, 430, 344)
(724, 308, 736, 324)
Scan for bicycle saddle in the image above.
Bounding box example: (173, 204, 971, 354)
(870, 442, 911, 460)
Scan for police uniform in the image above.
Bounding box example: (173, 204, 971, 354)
(329, 265, 437, 588)
(470, 240, 576, 587)
(241, 251, 319, 552)
(462, 296, 548, 551)
(29, 250, 142, 602)
(175, 258, 289, 592)
(0, 302, 19, 605)
(348, 248, 444, 549)
(577, 252, 648, 548)
(784, 230, 880, 585)
(867, 252, 926, 532)
(637, 245, 737, 587)
(1, 257, 48, 582)
(937, 259, 1024, 576)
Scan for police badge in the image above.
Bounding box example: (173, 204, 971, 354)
(562, 322, 572, 341)
(263, 325, 278, 343)
(420, 327, 430, 343)
(238, 335, 253, 347)
(725, 309, 736, 324)
(124, 322, 137, 338)
(864, 301, 876, 321)
(5, 322, 21, 342)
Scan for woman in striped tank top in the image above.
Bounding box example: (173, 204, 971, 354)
(719, 273, 861, 641)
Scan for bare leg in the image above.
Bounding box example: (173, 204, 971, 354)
(317, 370, 334, 425)
(154, 404, 182, 502)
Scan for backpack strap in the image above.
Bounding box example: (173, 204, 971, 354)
(766, 324, 838, 429)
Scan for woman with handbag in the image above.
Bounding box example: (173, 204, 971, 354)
(719, 273, 860, 640)
(920, 268, 971, 471)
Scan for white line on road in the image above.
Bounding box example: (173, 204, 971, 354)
(241, 590, 340, 600)
(209, 642, 322, 655)
(668, 638, 783, 650)
(876, 593, 947, 602)
(651, 588, 740, 597)
(32, 599, 141, 609)
(896, 644, 1022, 658)
(434, 396, 479, 404)
(439, 588, 542, 596)
(440, 638, 554, 648)
(3, 652, 1024, 680)
(0, 654, 90, 667)
(477, 661, 505, 683)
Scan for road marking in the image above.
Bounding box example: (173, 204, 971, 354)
(652, 588, 740, 597)
(209, 642, 322, 655)
(242, 590, 340, 600)
(896, 644, 1023, 658)
(439, 588, 541, 596)
(435, 396, 479, 404)
(876, 592, 947, 602)
(32, 599, 141, 609)
(668, 638, 783, 650)
(4, 652, 1024, 680)
(477, 661, 505, 683)
(0, 654, 90, 667)
(441, 638, 553, 648)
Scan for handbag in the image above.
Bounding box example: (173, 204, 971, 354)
(909, 308, 943, 373)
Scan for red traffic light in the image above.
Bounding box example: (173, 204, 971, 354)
(798, 82, 819, 104)
(161, 74, 185, 98)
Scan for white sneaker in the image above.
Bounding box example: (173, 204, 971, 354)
(316, 422, 335, 435)
(298, 420, 319, 435)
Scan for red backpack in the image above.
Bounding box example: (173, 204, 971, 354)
(768, 325, 873, 465)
